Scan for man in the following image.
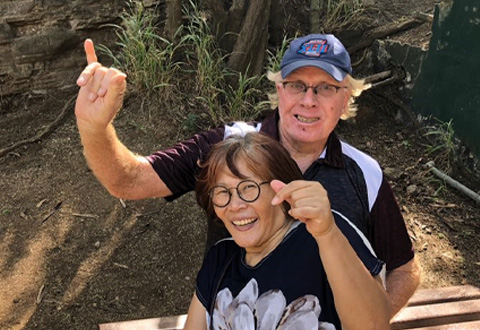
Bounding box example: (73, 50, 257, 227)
(75, 34, 420, 317)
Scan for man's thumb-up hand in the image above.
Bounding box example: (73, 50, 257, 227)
(75, 39, 127, 131)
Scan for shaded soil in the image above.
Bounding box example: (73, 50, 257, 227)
(1, 1, 480, 329)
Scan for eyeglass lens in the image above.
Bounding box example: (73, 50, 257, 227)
(283, 82, 341, 97)
(210, 180, 264, 207)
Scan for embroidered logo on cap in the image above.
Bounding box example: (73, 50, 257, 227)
(297, 39, 329, 57)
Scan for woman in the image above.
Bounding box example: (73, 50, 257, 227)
(184, 133, 390, 330)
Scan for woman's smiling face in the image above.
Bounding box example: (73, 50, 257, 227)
(213, 158, 287, 253)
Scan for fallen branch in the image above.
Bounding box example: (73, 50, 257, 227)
(363, 70, 393, 84)
(347, 17, 425, 55)
(0, 94, 76, 158)
(41, 201, 63, 223)
(426, 161, 480, 204)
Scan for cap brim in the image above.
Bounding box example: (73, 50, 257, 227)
(281, 60, 347, 82)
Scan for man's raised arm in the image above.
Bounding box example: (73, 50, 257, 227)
(75, 39, 171, 200)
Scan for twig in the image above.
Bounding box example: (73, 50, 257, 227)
(0, 94, 75, 158)
(36, 284, 45, 304)
(113, 262, 129, 269)
(66, 212, 99, 219)
(119, 199, 127, 208)
(426, 161, 480, 204)
(41, 201, 63, 223)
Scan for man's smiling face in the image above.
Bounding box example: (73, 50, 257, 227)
(276, 66, 349, 150)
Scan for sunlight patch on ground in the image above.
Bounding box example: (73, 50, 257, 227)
(0, 221, 70, 330)
(60, 211, 138, 307)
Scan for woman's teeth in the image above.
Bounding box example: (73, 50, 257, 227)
(232, 218, 257, 226)
(296, 115, 319, 123)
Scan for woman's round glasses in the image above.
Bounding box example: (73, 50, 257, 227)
(209, 180, 270, 208)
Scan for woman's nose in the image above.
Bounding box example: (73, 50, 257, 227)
(228, 191, 247, 210)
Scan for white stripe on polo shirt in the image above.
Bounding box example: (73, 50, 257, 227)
(340, 141, 383, 211)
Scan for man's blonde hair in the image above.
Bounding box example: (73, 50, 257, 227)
(266, 71, 370, 120)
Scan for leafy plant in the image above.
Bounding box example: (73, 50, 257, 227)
(180, 0, 268, 126)
(423, 117, 456, 171)
(265, 35, 292, 74)
(222, 69, 269, 122)
(97, 0, 182, 98)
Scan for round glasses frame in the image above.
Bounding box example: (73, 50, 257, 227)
(209, 180, 270, 208)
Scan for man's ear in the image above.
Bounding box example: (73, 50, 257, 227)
(276, 83, 282, 93)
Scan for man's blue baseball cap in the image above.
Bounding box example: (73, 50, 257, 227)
(280, 34, 352, 82)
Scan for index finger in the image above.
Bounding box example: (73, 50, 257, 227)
(84, 39, 98, 64)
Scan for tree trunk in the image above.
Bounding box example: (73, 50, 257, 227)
(310, 0, 320, 33)
(165, 0, 183, 41)
(226, 0, 271, 75)
(199, 0, 272, 76)
(269, 0, 284, 46)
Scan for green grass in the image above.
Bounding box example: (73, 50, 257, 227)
(423, 117, 456, 171)
(97, 0, 181, 97)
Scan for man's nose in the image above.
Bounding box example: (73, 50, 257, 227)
(300, 87, 318, 106)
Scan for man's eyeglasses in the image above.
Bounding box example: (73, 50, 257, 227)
(209, 180, 270, 208)
(282, 81, 347, 98)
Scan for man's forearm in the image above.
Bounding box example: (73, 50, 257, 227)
(386, 257, 421, 318)
(78, 122, 143, 198)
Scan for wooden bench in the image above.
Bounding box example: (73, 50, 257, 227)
(390, 285, 480, 329)
(98, 285, 480, 330)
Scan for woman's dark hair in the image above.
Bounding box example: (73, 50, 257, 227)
(195, 132, 303, 220)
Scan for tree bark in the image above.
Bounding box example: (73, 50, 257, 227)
(269, 0, 284, 46)
(165, 0, 183, 41)
(310, 0, 320, 33)
(227, 0, 271, 75)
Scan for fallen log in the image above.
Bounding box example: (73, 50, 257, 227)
(347, 17, 425, 55)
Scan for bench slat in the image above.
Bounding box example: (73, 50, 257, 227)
(98, 286, 480, 330)
(399, 320, 480, 330)
(98, 314, 187, 330)
(406, 285, 480, 306)
(391, 299, 480, 330)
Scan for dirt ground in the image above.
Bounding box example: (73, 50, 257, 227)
(1, 1, 480, 330)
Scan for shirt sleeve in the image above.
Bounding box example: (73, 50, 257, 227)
(145, 127, 225, 201)
(370, 177, 415, 271)
(332, 210, 386, 277)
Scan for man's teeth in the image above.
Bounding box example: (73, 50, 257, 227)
(232, 218, 257, 226)
(296, 115, 319, 123)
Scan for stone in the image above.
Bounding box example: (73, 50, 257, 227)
(0, 0, 126, 97)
